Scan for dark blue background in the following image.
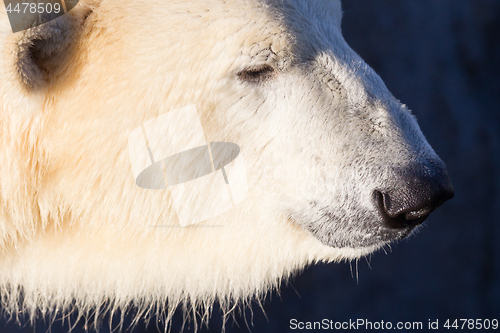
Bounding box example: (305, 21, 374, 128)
(2, 0, 499, 332)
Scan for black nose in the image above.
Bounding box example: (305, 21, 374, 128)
(374, 164, 454, 229)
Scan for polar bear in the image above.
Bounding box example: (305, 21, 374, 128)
(0, 0, 454, 330)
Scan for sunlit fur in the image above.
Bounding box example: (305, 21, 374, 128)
(0, 0, 443, 330)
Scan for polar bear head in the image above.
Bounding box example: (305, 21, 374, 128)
(0, 0, 453, 328)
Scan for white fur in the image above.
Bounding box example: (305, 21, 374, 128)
(0, 0, 441, 330)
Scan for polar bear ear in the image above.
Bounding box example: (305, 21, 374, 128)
(14, 3, 94, 89)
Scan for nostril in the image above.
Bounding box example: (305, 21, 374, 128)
(374, 190, 434, 229)
(374, 166, 454, 229)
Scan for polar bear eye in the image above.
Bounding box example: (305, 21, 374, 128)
(238, 64, 276, 83)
